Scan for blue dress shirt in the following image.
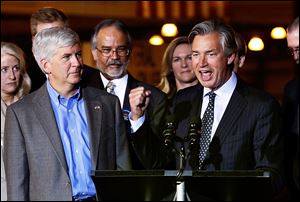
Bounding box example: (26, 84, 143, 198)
(47, 81, 96, 199)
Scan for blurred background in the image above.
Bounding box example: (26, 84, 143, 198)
(1, 1, 298, 103)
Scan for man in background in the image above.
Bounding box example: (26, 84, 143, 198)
(84, 19, 168, 169)
(28, 7, 69, 92)
(233, 32, 247, 73)
(282, 16, 299, 200)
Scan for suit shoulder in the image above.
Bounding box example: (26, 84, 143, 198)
(238, 80, 279, 104)
(6, 91, 39, 114)
(283, 78, 299, 98)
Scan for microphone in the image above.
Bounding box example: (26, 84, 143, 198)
(187, 116, 201, 146)
(163, 115, 176, 149)
(187, 116, 201, 170)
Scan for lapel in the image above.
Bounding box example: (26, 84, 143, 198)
(214, 79, 247, 144)
(81, 87, 103, 171)
(194, 85, 203, 117)
(95, 73, 105, 90)
(172, 84, 203, 140)
(32, 84, 68, 172)
(183, 85, 203, 125)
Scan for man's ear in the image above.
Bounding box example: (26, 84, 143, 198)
(41, 59, 50, 74)
(239, 56, 246, 68)
(227, 52, 236, 65)
(91, 49, 98, 60)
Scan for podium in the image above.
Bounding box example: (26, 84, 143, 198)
(91, 170, 274, 201)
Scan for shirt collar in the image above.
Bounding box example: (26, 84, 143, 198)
(203, 71, 237, 98)
(46, 80, 81, 106)
(100, 72, 128, 88)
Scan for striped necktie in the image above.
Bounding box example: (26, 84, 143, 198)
(106, 81, 116, 95)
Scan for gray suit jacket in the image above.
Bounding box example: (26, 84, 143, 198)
(3, 83, 131, 201)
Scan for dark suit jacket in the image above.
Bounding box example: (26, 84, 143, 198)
(282, 78, 299, 197)
(169, 84, 203, 170)
(201, 79, 283, 173)
(3, 83, 131, 201)
(82, 67, 168, 169)
(177, 80, 283, 171)
(133, 78, 284, 180)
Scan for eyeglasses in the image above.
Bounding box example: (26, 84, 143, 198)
(96, 47, 130, 57)
(287, 47, 299, 56)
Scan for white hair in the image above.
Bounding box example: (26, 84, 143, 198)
(32, 26, 81, 73)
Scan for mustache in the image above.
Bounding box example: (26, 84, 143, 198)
(107, 60, 122, 66)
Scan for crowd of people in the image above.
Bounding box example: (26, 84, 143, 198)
(1, 7, 298, 201)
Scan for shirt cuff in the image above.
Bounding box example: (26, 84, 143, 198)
(129, 112, 145, 133)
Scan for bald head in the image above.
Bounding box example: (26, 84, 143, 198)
(287, 17, 299, 64)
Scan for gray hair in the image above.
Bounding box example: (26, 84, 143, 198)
(32, 26, 81, 73)
(1, 41, 31, 97)
(188, 19, 237, 57)
(90, 19, 132, 50)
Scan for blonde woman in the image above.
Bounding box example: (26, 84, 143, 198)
(157, 36, 198, 100)
(1, 42, 31, 201)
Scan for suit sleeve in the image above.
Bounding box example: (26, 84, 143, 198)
(131, 92, 170, 169)
(3, 106, 29, 201)
(253, 98, 284, 191)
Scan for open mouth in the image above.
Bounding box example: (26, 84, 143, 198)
(200, 70, 213, 81)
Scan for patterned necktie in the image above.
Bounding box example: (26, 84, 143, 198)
(106, 81, 116, 95)
(199, 91, 216, 167)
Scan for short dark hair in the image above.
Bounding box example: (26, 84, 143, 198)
(30, 7, 69, 37)
(235, 32, 247, 57)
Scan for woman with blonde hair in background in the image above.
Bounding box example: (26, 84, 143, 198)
(1, 41, 31, 201)
(157, 36, 198, 101)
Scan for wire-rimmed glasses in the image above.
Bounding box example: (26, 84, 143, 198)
(96, 46, 130, 57)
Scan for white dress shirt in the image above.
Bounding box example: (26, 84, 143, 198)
(100, 73, 128, 108)
(201, 72, 237, 140)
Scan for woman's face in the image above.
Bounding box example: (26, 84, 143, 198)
(172, 43, 196, 85)
(1, 54, 22, 96)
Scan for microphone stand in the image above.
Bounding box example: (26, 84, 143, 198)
(163, 116, 193, 201)
(173, 116, 202, 201)
(174, 142, 187, 201)
(172, 141, 191, 201)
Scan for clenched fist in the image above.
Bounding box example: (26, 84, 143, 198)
(129, 86, 151, 120)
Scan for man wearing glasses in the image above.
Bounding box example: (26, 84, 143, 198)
(282, 16, 299, 201)
(83, 19, 168, 169)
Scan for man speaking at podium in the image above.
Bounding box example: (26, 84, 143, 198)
(132, 19, 284, 197)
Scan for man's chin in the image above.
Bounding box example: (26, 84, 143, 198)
(105, 70, 127, 79)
